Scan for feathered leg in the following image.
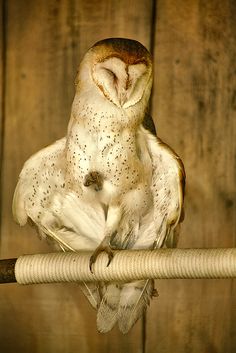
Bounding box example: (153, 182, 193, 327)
(89, 205, 122, 271)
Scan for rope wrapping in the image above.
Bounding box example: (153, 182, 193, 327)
(13, 248, 236, 285)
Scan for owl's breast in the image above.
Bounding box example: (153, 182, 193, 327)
(97, 142, 146, 190)
(66, 122, 151, 200)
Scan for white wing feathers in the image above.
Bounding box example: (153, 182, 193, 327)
(13, 137, 66, 227)
(13, 137, 104, 310)
(13, 138, 105, 251)
(137, 127, 185, 249)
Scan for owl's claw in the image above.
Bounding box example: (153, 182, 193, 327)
(106, 250, 114, 267)
(89, 238, 114, 273)
(89, 246, 114, 273)
(84, 171, 103, 191)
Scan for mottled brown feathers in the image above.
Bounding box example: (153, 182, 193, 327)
(92, 37, 152, 66)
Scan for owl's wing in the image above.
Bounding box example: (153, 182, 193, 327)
(13, 137, 67, 227)
(13, 136, 105, 249)
(13, 137, 79, 251)
(137, 125, 185, 249)
(13, 137, 102, 308)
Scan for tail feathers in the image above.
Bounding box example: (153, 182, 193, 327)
(79, 283, 101, 309)
(118, 280, 154, 334)
(97, 284, 121, 333)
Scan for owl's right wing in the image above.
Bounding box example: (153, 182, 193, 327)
(13, 137, 102, 309)
(13, 136, 104, 250)
(12, 137, 67, 227)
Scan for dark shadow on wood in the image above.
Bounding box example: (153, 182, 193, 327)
(142, 311, 147, 353)
(150, 0, 157, 56)
(0, 0, 7, 241)
(149, 0, 157, 126)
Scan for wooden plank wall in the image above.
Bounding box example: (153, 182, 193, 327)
(148, 1, 236, 352)
(0, 1, 235, 352)
(0, 0, 3, 228)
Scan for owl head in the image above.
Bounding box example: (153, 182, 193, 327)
(75, 38, 153, 111)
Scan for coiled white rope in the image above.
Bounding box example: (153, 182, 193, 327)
(14, 248, 236, 285)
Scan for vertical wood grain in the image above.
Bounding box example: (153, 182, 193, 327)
(0, 0, 4, 237)
(2, 2, 235, 352)
(148, 1, 236, 352)
(0, 1, 153, 352)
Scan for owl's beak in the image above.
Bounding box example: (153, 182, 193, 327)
(117, 73, 131, 107)
(118, 89, 128, 107)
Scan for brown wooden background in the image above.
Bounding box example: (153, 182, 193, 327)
(0, 1, 236, 352)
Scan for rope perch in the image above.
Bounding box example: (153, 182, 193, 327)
(1, 248, 236, 285)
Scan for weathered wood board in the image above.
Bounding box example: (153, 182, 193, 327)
(0, 1, 236, 352)
(147, 1, 236, 352)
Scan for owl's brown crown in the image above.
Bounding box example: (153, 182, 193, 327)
(91, 38, 152, 65)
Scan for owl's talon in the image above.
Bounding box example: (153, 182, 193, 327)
(89, 255, 96, 274)
(106, 251, 114, 267)
(89, 244, 114, 273)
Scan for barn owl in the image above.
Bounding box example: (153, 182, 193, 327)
(13, 38, 185, 333)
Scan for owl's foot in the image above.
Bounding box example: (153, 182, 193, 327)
(84, 171, 103, 191)
(89, 236, 114, 273)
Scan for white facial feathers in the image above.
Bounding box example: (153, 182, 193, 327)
(74, 38, 153, 112)
(92, 57, 151, 108)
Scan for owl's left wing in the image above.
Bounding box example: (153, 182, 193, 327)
(138, 126, 185, 249)
(113, 126, 185, 334)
